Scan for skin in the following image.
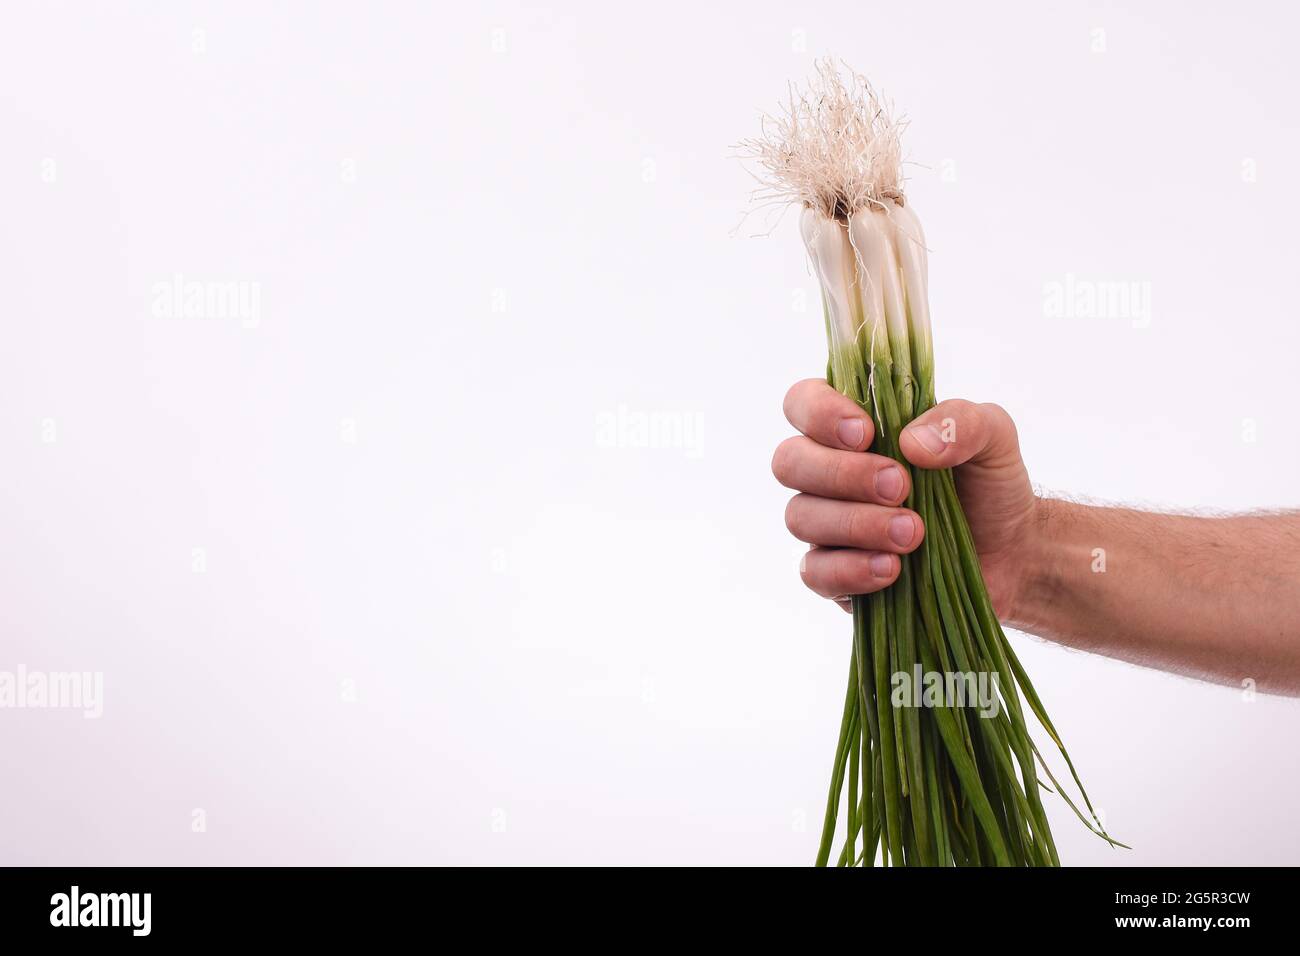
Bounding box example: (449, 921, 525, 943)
(774, 379, 1300, 696)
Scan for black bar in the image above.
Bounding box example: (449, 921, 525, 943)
(0, 866, 1286, 941)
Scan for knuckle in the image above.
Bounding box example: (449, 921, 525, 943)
(821, 561, 846, 596)
(803, 560, 828, 593)
(783, 378, 822, 422)
(771, 439, 797, 485)
(822, 450, 845, 493)
(829, 558, 859, 596)
(783, 495, 804, 536)
(945, 401, 977, 440)
(782, 383, 801, 419)
(980, 401, 1019, 440)
(933, 398, 975, 425)
(841, 505, 866, 546)
(950, 398, 979, 416)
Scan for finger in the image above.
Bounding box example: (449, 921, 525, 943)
(898, 400, 1021, 471)
(783, 378, 874, 451)
(785, 495, 924, 553)
(772, 436, 909, 505)
(800, 547, 900, 599)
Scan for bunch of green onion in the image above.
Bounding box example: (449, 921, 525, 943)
(744, 61, 1122, 866)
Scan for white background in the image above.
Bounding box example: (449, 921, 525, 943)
(1, 1, 1297, 865)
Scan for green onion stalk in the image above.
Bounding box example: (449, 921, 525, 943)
(743, 61, 1123, 866)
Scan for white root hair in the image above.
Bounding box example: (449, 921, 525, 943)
(739, 59, 907, 222)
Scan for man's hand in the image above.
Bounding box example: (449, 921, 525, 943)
(772, 378, 1036, 620)
(775, 377, 1300, 692)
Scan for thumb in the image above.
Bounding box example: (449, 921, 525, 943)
(898, 400, 1021, 471)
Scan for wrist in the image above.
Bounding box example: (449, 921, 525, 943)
(1003, 496, 1075, 635)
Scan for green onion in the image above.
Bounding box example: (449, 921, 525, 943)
(744, 60, 1124, 866)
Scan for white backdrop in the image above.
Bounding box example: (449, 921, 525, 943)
(1, 1, 1297, 865)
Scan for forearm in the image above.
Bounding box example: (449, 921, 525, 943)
(1010, 498, 1300, 694)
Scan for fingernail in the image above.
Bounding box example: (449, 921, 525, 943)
(874, 466, 904, 502)
(888, 515, 917, 548)
(907, 423, 946, 455)
(836, 418, 866, 448)
(869, 553, 894, 577)
(799, 553, 807, 574)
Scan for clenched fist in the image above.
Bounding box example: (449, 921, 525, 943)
(772, 379, 1037, 621)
